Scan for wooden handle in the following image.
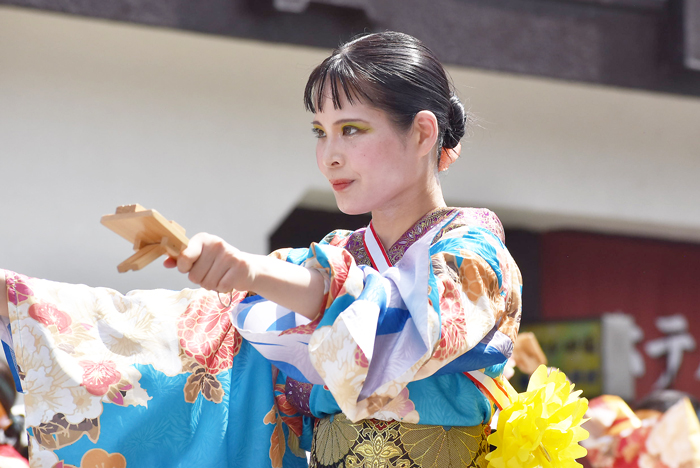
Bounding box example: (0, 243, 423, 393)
(102, 205, 189, 272)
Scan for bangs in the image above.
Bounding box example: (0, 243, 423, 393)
(303, 53, 375, 113)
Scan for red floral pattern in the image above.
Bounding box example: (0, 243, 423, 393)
(327, 233, 350, 249)
(354, 346, 369, 368)
(328, 250, 353, 301)
(432, 278, 468, 361)
(274, 383, 303, 437)
(5, 272, 33, 305)
(280, 248, 354, 337)
(29, 303, 72, 334)
(79, 360, 121, 396)
(177, 292, 244, 375)
(279, 314, 321, 337)
(369, 419, 390, 431)
(106, 381, 133, 406)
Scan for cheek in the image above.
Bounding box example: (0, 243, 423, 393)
(315, 142, 324, 170)
(369, 139, 404, 171)
(354, 137, 392, 166)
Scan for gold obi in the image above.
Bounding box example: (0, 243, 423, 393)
(309, 413, 490, 468)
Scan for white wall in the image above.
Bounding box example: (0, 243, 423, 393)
(1, 6, 699, 293)
(444, 68, 700, 242)
(0, 7, 324, 292)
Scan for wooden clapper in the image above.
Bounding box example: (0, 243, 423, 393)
(101, 204, 189, 273)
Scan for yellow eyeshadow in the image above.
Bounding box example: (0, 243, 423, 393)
(343, 122, 371, 131)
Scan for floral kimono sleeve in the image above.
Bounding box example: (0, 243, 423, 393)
(1, 269, 308, 468)
(415, 223, 522, 379)
(231, 215, 522, 424)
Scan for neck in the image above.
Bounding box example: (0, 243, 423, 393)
(370, 182, 446, 250)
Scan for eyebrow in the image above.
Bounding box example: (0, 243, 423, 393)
(311, 118, 370, 127)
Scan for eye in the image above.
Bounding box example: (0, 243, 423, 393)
(312, 127, 326, 138)
(342, 125, 359, 136)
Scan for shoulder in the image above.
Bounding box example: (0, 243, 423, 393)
(437, 207, 505, 245)
(431, 209, 521, 302)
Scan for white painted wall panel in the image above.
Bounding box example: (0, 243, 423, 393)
(1, 6, 698, 293)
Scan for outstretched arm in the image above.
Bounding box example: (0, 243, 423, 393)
(0, 271, 6, 319)
(165, 233, 326, 320)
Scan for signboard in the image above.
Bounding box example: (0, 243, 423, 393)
(511, 320, 602, 398)
(540, 231, 700, 402)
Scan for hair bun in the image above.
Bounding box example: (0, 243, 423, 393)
(443, 95, 466, 149)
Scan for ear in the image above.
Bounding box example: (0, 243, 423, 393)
(412, 110, 439, 158)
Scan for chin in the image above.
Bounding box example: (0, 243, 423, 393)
(335, 199, 371, 216)
(340, 208, 371, 216)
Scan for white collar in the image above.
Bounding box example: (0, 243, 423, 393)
(363, 222, 392, 273)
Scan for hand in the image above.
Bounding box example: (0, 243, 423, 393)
(164, 233, 325, 320)
(164, 233, 252, 293)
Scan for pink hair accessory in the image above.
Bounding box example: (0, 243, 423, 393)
(438, 142, 461, 172)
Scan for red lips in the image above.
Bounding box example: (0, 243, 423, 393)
(330, 179, 353, 191)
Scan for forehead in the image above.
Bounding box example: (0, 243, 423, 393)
(310, 71, 372, 109)
(313, 93, 385, 123)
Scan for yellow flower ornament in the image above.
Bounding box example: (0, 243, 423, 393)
(486, 365, 589, 468)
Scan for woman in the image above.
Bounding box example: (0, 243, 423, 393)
(1, 32, 521, 467)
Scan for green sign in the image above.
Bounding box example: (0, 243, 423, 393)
(511, 320, 602, 398)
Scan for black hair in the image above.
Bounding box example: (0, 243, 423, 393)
(304, 31, 470, 164)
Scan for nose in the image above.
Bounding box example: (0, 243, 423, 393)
(319, 138, 343, 168)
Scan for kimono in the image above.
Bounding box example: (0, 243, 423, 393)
(232, 207, 522, 467)
(0, 279, 309, 467)
(1, 206, 521, 468)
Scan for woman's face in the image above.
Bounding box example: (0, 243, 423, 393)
(313, 94, 426, 216)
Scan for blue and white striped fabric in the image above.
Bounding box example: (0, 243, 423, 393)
(231, 210, 522, 425)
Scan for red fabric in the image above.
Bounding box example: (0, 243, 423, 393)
(540, 231, 700, 399)
(0, 445, 28, 465)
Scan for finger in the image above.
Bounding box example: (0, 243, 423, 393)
(200, 252, 232, 292)
(163, 256, 177, 269)
(216, 266, 240, 294)
(187, 236, 225, 286)
(177, 234, 205, 274)
(215, 247, 249, 293)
